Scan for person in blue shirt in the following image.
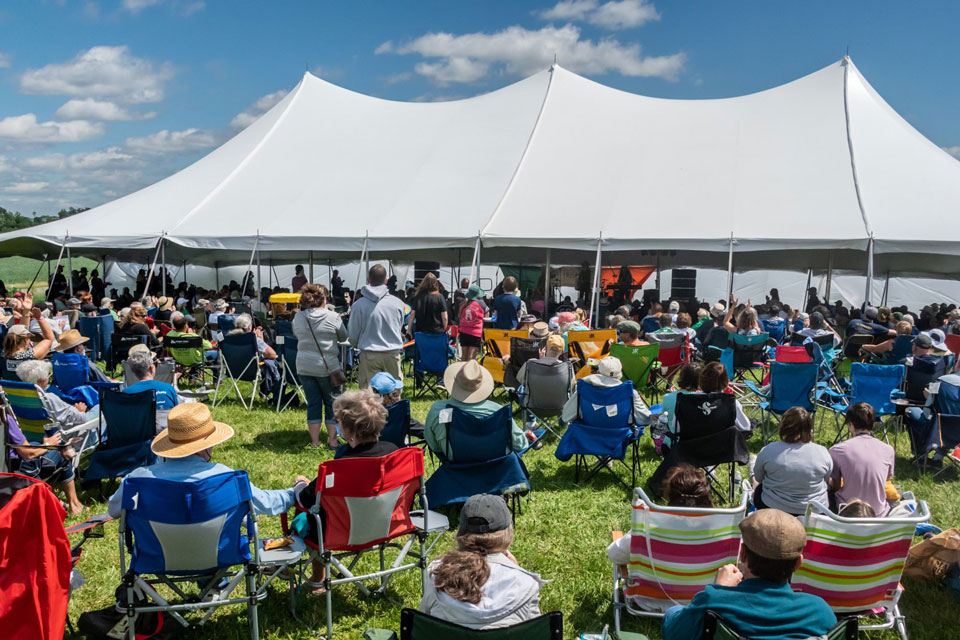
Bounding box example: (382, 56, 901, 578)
(493, 276, 523, 330)
(122, 346, 181, 410)
(662, 508, 836, 640)
(108, 402, 303, 518)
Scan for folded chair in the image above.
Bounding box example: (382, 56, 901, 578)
(481, 329, 527, 385)
(566, 329, 617, 379)
(843, 332, 880, 362)
(700, 610, 857, 640)
(818, 363, 904, 442)
(273, 335, 305, 412)
(399, 608, 563, 639)
(117, 470, 303, 640)
(646, 332, 689, 401)
(292, 447, 449, 640)
(425, 405, 531, 516)
(413, 332, 450, 399)
(82, 389, 157, 486)
(792, 499, 931, 640)
(672, 392, 748, 503)
(609, 342, 659, 402)
(519, 358, 575, 440)
(611, 485, 748, 634)
(213, 331, 261, 409)
(554, 380, 642, 490)
(745, 361, 818, 443)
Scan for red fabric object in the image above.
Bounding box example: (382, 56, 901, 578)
(775, 345, 813, 363)
(0, 473, 71, 640)
(316, 447, 424, 552)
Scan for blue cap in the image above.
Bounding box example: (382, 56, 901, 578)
(370, 372, 403, 396)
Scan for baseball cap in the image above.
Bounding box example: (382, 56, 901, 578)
(914, 333, 933, 349)
(9, 324, 32, 337)
(67, 297, 82, 306)
(548, 316, 560, 332)
(739, 509, 806, 560)
(128, 343, 153, 357)
(558, 311, 576, 324)
(929, 328, 948, 352)
(100, 297, 114, 307)
(458, 494, 511, 535)
(599, 356, 623, 379)
(669, 301, 680, 313)
(618, 320, 641, 336)
(369, 372, 403, 396)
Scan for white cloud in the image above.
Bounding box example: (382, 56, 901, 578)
(123, 128, 219, 154)
(20, 45, 175, 103)
(0, 156, 11, 172)
(539, 0, 660, 29)
(122, 0, 205, 15)
(0, 114, 105, 143)
(384, 72, 412, 85)
(122, 0, 163, 11)
(382, 24, 684, 84)
(4, 182, 49, 194)
(0, 52, 11, 68)
(944, 146, 960, 160)
(230, 90, 289, 129)
(25, 147, 134, 171)
(54, 98, 155, 121)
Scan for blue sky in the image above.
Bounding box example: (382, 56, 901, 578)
(1, 0, 958, 215)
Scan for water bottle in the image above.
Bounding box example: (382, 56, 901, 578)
(652, 410, 668, 454)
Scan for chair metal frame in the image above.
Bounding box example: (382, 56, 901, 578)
(413, 332, 450, 400)
(274, 335, 306, 412)
(213, 332, 262, 409)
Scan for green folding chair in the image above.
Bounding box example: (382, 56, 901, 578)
(398, 608, 562, 639)
(700, 610, 857, 640)
(609, 342, 659, 403)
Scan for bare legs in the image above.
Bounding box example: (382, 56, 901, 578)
(308, 421, 339, 448)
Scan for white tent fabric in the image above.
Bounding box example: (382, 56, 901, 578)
(2, 57, 959, 276)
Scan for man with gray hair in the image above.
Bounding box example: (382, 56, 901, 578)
(226, 312, 280, 398)
(123, 348, 181, 411)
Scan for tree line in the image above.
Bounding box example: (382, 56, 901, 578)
(0, 205, 88, 233)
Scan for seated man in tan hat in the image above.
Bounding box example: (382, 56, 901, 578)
(661, 509, 836, 640)
(424, 360, 527, 461)
(54, 328, 117, 384)
(107, 403, 303, 518)
(561, 356, 651, 427)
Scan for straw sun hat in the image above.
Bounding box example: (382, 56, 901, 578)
(54, 329, 90, 352)
(443, 360, 494, 403)
(151, 403, 234, 458)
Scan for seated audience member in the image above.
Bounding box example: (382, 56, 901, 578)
(829, 402, 894, 516)
(860, 320, 913, 360)
(837, 499, 876, 518)
(108, 403, 300, 518)
(425, 360, 527, 461)
(153, 296, 174, 323)
(80, 302, 99, 317)
(117, 305, 160, 349)
(723, 297, 763, 336)
(516, 334, 571, 393)
(695, 302, 725, 345)
(4, 295, 54, 362)
(911, 331, 947, 372)
(607, 464, 712, 569)
(165, 311, 216, 364)
(370, 371, 424, 439)
(493, 276, 523, 330)
(54, 328, 116, 384)
(652, 314, 676, 334)
(208, 299, 230, 328)
(752, 408, 832, 516)
(618, 320, 648, 347)
(123, 348, 181, 411)
(16, 359, 99, 430)
(656, 363, 702, 453)
(847, 306, 896, 339)
(561, 356, 651, 427)
(667, 300, 680, 324)
(798, 311, 842, 348)
(420, 493, 544, 629)
(675, 312, 697, 346)
(928, 328, 951, 359)
(101, 297, 118, 320)
(698, 362, 751, 432)
(661, 509, 836, 639)
(229, 313, 280, 397)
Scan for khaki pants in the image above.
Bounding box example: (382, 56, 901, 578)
(357, 350, 403, 389)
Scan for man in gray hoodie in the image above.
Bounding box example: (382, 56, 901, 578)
(347, 264, 407, 388)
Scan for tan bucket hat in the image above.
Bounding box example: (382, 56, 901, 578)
(54, 328, 90, 352)
(151, 403, 234, 458)
(157, 296, 174, 311)
(443, 360, 494, 403)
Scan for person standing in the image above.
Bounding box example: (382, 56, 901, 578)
(408, 272, 448, 335)
(347, 265, 406, 389)
(493, 276, 523, 330)
(458, 284, 486, 362)
(291, 265, 308, 292)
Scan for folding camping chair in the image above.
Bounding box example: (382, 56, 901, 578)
(818, 363, 904, 442)
(481, 329, 527, 385)
(554, 380, 642, 490)
(761, 317, 785, 344)
(611, 485, 748, 634)
(77, 314, 114, 362)
(109, 334, 147, 373)
(700, 611, 857, 640)
(609, 342, 659, 403)
(641, 316, 660, 336)
(744, 361, 819, 443)
(399, 608, 563, 640)
(945, 333, 960, 358)
(519, 358, 575, 440)
(165, 334, 215, 388)
(843, 332, 878, 362)
(566, 329, 616, 379)
(379, 399, 427, 450)
(290, 448, 448, 639)
(215, 313, 237, 340)
(413, 332, 449, 399)
(672, 392, 749, 503)
(82, 389, 157, 486)
(274, 335, 305, 412)
(726, 332, 771, 385)
(425, 405, 532, 517)
(792, 499, 931, 640)
(905, 356, 947, 404)
(503, 336, 544, 391)
(906, 373, 960, 476)
(117, 470, 304, 640)
(0, 356, 20, 381)
(645, 332, 688, 401)
(213, 331, 262, 409)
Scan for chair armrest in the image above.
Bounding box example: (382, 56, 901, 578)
(743, 380, 768, 398)
(818, 387, 850, 400)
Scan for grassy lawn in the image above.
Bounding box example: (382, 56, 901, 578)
(0, 255, 98, 295)
(62, 374, 960, 639)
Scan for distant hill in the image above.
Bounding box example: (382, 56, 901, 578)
(0, 205, 89, 233)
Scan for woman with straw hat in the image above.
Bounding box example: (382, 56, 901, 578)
(107, 403, 304, 518)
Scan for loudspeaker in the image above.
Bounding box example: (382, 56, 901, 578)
(414, 261, 440, 283)
(671, 269, 697, 301)
(642, 289, 660, 305)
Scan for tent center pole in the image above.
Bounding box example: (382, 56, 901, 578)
(215, 261, 220, 290)
(802, 268, 812, 312)
(240, 232, 260, 301)
(881, 271, 890, 307)
(468, 234, 481, 285)
(588, 237, 602, 328)
(48, 235, 69, 301)
(327, 259, 332, 288)
(824, 251, 833, 303)
(160, 236, 166, 297)
(142, 235, 164, 301)
(864, 233, 874, 307)
(543, 248, 552, 317)
(256, 245, 262, 310)
(354, 232, 369, 292)
(67, 246, 73, 296)
(308, 251, 314, 284)
(725, 232, 735, 302)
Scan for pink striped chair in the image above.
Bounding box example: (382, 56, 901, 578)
(792, 500, 930, 640)
(611, 486, 748, 635)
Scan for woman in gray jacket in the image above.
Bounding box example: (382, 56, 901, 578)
(293, 284, 347, 448)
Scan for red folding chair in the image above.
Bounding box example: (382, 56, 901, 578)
(945, 334, 960, 357)
(774, 345, 813, 363)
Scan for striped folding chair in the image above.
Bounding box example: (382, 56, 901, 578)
(792, 500, 931, 640)
(611, 486, 748, 635)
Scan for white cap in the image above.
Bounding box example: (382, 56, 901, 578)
(599, 356, 623, 379)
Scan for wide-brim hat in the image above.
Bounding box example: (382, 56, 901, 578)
(54, 329, 90, 352)
(443, 360, 494, 403)
(466, 283, 484, 301)
(152, 403, 234, 458)
(157, 296, 174, 311)
(529, 322, 550, 339)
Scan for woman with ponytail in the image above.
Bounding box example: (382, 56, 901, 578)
(419, 494, 544, 629)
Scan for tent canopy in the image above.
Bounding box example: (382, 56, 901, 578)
(2, 57, 958, 275)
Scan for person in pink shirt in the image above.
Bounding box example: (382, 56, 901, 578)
(458, 284, 486, 362)
(828, 402, 895, 516)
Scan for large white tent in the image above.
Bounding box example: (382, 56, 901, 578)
(2, 56, 959, 286)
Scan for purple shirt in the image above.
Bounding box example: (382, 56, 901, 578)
(6, 414, 27, 459)
(829, 433, 894, 516)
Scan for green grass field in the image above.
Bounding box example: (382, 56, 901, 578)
(58, 369, 960, 640)
(0, 255, 98, 295)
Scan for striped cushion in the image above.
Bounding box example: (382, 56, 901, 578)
(792, 512, 915, 612)
(1, 382, 52, 443)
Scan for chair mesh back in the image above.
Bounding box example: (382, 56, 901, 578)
(674, 393, 736, 440)
(400, 608, 562, 639)
(0, 358, 19, 381)
(906, 357, 946, 403)
(935, 376, 960, 415)
(380, 399, 411, 448)
(769, 361, 818, 412)
(648, 332, 685, 367)
(505, 337, 544, 388)
(76, 316, 103, 361)
(51, 352, 89, 393)
(217, 314, 237, 334)
(0, 380, 51, 443)
(316, 447, 423, 551)
(525, 360, 572, 415)
(762, 319, 785, 342)
(609, 343, 659, 391)
(729, 332, 769, 369)
(849, 363, 904, 415)
(575, 380, 634, 428)
(220, 332, 260, 381)
(101, 389, 156, 447)
(793, 509, 916, 612)
(279, 336, 301, 383)
(414, 332, 449, 374)
(446, 405, 512, 462)
(774, 345, 812, 363)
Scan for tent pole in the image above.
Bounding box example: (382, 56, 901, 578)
(802, 268, 812, 312)
(864, 233, 874, 307)
(67, 246, 73, 296)
(160, 236, 166, 297)
(327, 259, 332, 288)
(47, 236, 68, 301)
(182, 259, 186, 289)
(655, 253, 661, 300)
(268, 258, 273, 291)
(256, 245, 262, 309)
(354, 232, 369, 292)
(825, 251, 833, 303)
(240, 232, 260, 300)
(589, 237, 602, 329)
(881, 271, 890, 306)
(308, 252, 314, 284)
(142, 235, 164, 301)
(725, 232, 735, 302)
(544, 248, 552, 317)
(46, 256, 51, 297)
(27, 253, 48, 294)
(468, 234, 481, 285)
(215, 261, 220, 290)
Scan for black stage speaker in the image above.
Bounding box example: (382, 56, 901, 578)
(414, 261, 441, 283)
(671, 269, 697, 301)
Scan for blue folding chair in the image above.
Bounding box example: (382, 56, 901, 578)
(216, 313, 237, 338)
(117, 470, 302, 640)
(641, 316, 660, 336)
(762, 318, 785, 344)
(907, 374, 960, 476)
(554, 380, 642, 490)
(818, 362, 905, 442)
(76, 314, 114, 362)
(425, 405, 531, 518)
(905, 356, 947, 404)
(50, 352, 116, 407)
(413, 332, 449, 399)
(274, 335, 305, 412)
(213, 332, 261, 409)
(1, 356, 21, 381)
(745, 361, 819, 443)
(83, 389, 157, 484)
